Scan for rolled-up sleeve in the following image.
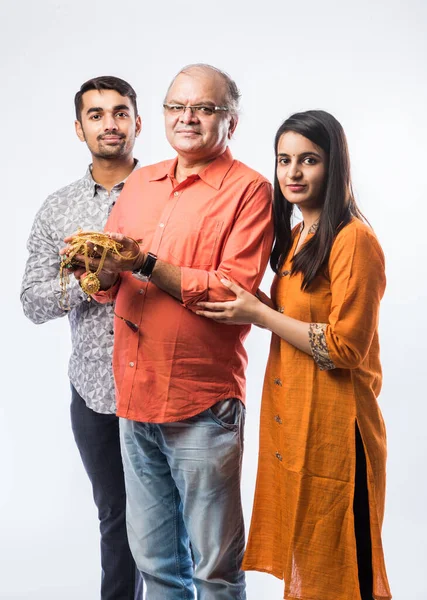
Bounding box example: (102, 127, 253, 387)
(310, 225, 386, 370)
(181, 181, 274, 309)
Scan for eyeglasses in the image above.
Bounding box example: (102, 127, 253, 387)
(163, 103, 229, 117)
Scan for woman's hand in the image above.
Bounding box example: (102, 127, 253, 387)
(196, 279, 266, 326)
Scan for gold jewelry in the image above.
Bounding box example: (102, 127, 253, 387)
(59, 230, 139, 309)
(80, 271, 102, 295)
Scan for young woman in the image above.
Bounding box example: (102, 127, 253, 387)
(196, 110, 392, 600)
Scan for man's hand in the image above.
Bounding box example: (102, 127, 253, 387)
(61, 232, 144, 290)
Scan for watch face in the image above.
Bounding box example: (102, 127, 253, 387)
(141, 253, 157, 278)
(133, 253, 156, 281)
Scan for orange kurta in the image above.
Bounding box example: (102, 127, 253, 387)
(242, 219, 391, 600)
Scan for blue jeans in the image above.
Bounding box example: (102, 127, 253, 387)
(70, 385, 143, 600)
(120, 399, 246, 600)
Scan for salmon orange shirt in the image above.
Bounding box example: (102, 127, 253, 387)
(95, 148, 274, 423)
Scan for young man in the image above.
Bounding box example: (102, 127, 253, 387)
(21, 76, 143, 600)
(70, 64, 274, 600)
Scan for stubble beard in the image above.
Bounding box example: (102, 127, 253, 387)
(93, 138, 129, 159)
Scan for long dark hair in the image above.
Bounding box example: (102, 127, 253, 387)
(270, 110, 365, 289)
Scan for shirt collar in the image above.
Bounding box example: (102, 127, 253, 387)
(83, 158, 141, 196)
(149, 147, 234, 191)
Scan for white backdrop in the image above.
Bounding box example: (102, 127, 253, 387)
(2, 0, 427, 598)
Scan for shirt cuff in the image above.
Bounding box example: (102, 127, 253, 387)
(308, 323, 336, 371)
(180, 267, 210, 309)
(91, 276, 121, 304)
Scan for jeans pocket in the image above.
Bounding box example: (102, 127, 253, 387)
(207, 398, 243, 431)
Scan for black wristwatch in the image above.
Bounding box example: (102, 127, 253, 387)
(133, 252, 157, 282)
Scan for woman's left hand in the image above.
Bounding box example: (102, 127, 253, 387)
(196, 279, 264, 325)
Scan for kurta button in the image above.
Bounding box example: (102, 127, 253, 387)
(109, 330, 114, 335)
(174, 191, 179, 196)
(129, 362, 135, 367)
(274, 415, 282, 424)
(275, 452, 283, 461)
(139, 289, 144, 295)
(159, 223, 165, 228)
(274, 378, 283, 386)
(282, 270, 290, 276)
(277, 306, 284, 313)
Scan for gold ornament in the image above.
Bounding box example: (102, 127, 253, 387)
(59, 230, 139, 309)
(80, 272, 101, 295)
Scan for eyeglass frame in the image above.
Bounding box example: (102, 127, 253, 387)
(163, 103, 229, 116)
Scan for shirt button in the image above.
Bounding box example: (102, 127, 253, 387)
(274, 415, 282, 424)
(277, 306, 284, 313)
(129, 362, 135, 367)
(275, 452, 283, 461)
(139, 289, 145, 295)
(109, 330, 114, 335)
(159, 223, 165, 228)
(274, 378, 283, 386)
(174, 191, 179, 197)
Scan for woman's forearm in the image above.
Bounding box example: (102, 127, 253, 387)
(256, 303, 312, 356)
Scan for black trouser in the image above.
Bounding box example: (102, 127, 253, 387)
(70, 384, 143, 600)
(354, 424, 374, 600)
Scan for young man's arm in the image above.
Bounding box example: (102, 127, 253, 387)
(21, 200, 88, 323)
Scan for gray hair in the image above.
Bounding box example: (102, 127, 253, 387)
(165, 63, 241, 119)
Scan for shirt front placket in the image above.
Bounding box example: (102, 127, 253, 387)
(149, 174, 200, 256)
(131, 174, 200, 327)
(93, 183, 123, 223)
(123, 175, 200, 405)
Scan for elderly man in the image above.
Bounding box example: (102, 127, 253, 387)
(69, 64, 274, 599)
(21, 76, 143, 599)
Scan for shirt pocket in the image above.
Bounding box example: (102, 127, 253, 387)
(164, 215, 224, 268)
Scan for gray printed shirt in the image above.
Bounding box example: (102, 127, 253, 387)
(20, 161, 140, 414)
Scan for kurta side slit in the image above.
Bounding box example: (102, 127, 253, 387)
(354, 422, 374, 600)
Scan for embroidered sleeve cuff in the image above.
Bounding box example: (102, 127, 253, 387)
(308, 323, 336, 371)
